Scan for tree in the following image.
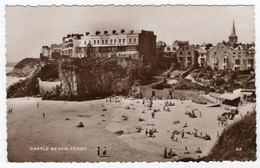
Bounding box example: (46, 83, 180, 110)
(86, 42, 92, 58)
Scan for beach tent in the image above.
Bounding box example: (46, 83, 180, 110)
(219, 93, 240, 107)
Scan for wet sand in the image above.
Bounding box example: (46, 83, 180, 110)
(6, 97, 255, 162)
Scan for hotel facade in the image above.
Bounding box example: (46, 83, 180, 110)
(61, 30, 156, 63)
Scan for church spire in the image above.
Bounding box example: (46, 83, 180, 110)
(231, 20, 236, 36)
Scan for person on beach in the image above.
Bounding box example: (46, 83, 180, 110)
(199, 111, 202, 117)
(103, 147, 107, 156)
(97, 147, 100, 156)
(182, 131, 184, 138)
(196, 147, 202, 153)
(184, 147, 189, 154)
(37, 102, 39, 107)
(168, 148, 173, 157)
(145, 128, 148, 136)
(164, 147, 167, 158)
(151, 112, 155, 118)
(43, 113, 45, 118)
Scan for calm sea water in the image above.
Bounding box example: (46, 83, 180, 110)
(6, 66, 25, 88)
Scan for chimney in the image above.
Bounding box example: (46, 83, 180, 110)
(96, 31, 101, 35)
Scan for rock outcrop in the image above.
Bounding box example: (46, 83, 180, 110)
(7, 57, 152, 101)
(7, 58, 44, 77)
(55, 58, 141, 101)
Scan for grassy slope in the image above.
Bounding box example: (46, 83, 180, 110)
(204, 110, 256, 161)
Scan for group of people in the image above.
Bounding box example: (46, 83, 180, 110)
(192, 99, 207, 105)
(165, 100, 175, 107)
(164, 147, 177, 158)
(163, 146, 202, 158)
(145, 128, 157, 138)
(106, 96, 121, 103)
(97, 147, 107, 157)
(7, 108, 14, 115)
(217, 115, 229, 127)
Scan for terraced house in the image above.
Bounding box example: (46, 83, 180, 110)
(73, 29, 157, 63)
(176, 43, 199, 70)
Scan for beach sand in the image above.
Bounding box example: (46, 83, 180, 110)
(6, 97, 255, 162)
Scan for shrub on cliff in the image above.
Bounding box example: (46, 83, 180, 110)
(203, 110, 256, 161)
(14, 58, 40, 69)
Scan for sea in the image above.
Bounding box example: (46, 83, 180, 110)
(6, 65, 25, 88)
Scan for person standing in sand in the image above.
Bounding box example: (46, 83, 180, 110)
(37, 102, 39, 107)
(145, 128, 148, 136)
(151, 112, 155, 118)
(164, 147, 167, 158)
(97, 147, 100, 156)
(103, 147, 107, 156)
(43, 113, 45, 118)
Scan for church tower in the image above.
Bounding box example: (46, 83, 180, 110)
(228, 20, 238, 47)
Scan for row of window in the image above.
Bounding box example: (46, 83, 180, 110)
(82, 38, 137, 45)
(179, 51, 191, 55)
(76, 46, 138, 53)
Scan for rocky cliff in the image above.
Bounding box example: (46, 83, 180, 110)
(53, 58, 145, 101)
(7, 57, 152, 101)
(7, 62, 59, 98)
(7, 58, 45, 77)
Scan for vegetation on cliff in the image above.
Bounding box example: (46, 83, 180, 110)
(204, 110, 256, 161)
(7, 58, 43, 77)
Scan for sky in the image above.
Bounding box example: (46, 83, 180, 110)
(6, 6, 255, 62)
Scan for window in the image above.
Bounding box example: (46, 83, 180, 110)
(114, 39, 116, 44)
(188, 52, 191, 55)
(110, 39, 113, 44)
(102, 40, 104, 44)
(94, 40, 96, 44)
(214, 52, 217, 56)
(97, 40, 99, 44)
(180, 52, 182, 55)
(134, 38, 136, 43)
(119, 39, 121, 43)
(123, 39, 125, 43)
(84, 40, 86, 45)
(129, 38, 132, 43)
(105, 40, 108, 44)
(235, 59, 240, 65)
(89, 40, 91, 44)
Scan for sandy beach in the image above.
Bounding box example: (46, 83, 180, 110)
(6, 97, 255, 162)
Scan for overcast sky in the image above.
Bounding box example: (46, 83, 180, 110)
(6, 6, 255, 62)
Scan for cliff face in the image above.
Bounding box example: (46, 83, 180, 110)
(7, 57, 152, 101)
(7, 63, 59, 98)
(7, 58, 44, 77)
(56, 58, 137, 101)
